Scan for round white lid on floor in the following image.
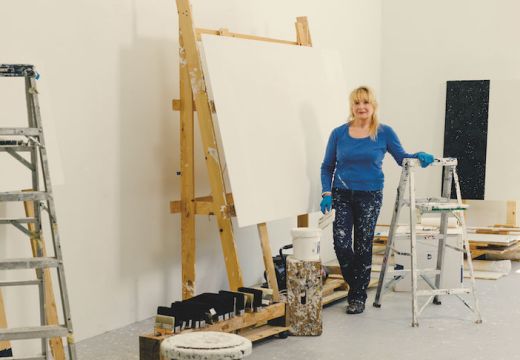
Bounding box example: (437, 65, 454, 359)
(161, 331, 252, 360)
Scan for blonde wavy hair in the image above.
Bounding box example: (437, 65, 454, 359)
(348, 86, 380, 140)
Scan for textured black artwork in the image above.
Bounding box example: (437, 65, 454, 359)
(443, 80, 490, 200)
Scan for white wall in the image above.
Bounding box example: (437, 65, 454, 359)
(0, 0, 382, 353)
(379, 0, 520, 225)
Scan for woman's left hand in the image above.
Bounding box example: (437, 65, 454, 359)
(417, 152, 435, 167)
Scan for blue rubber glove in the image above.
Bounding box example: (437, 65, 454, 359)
(417, 152, 435, 168)
(320, 195, 332, 214)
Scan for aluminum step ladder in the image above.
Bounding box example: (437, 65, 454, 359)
(0, 64, 76, 359)
(372, 157, 482, 327)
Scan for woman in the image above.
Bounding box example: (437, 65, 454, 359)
(320, 86, 434, 314)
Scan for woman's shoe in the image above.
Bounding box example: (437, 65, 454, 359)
(346, 301, 365, 314)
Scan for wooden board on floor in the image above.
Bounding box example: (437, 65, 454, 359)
(238, 325, 289, 342)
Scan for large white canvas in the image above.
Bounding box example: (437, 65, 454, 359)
(485, 80, 520, 200)
(200, 35, 348, 227)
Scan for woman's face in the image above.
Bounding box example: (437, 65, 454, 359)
(352, 98, 374, 122)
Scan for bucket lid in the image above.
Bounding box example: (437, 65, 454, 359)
(291, 227, 322, 238)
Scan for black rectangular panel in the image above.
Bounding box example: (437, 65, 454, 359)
(443, 80, 490, 199)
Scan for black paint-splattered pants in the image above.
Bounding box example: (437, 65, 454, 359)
(332, 188, 383, 303)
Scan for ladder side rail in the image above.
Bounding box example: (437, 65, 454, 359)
(408, 165, 419, 327)
(452, 168, 482, 323)
(373, 162, 409, 307)
(28, 77, 77, 357)
(25, 78, 49, 356)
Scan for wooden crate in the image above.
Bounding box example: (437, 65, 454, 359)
(139, 303, 288, 360)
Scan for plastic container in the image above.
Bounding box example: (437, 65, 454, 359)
(290, 227, 321, 261)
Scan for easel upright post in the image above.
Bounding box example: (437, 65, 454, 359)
(296, 16, 312, 228)
(179, 24, 196, 300)
(177, 0, 243, 291)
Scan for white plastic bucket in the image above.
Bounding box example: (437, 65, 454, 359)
(291, 228, 321, 261)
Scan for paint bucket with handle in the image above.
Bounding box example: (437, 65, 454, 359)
(291, 228, 321, 261)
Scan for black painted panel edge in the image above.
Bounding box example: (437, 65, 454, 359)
(443, 80, 490, 200)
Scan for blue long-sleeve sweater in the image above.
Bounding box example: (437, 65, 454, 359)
(321, 123, 417, 192)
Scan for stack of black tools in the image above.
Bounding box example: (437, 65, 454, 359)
(156, 288, 266, 333)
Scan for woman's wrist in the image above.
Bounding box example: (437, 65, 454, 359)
(321, 191, 332, 197)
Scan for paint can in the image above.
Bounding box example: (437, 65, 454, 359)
(291, 228, 321, 261)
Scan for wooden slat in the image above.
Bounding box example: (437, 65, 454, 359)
(180, 27, 197, 300)
(238, 325, 289, 342)
(195, 28, 298, 46)
(170, 193, 235, 216)
(177, 0, 243, 291)
(257, 223, 280, 302)
(323, 290, 348, 306)
(172, 99, 196, 111)
(507, 201, 517, 227)
(24, 198, 65, 360)
(295, 17, 312, 47)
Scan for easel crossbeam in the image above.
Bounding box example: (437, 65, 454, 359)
(195, 28, 298, 46)
(171, 193, 235, 216)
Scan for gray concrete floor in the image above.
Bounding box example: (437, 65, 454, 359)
(77, 263, 520, 360)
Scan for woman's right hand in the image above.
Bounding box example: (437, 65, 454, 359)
(320, 195, 332, 214)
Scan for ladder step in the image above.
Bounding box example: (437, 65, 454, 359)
(0, 217, 36, 224)
(0, 146, 33, 152)
(0, 191, 49, 202)
(0, 64, 36, 78)
(0, 280, 41, 287)
(387, 269, 441, 275)
(0, 128, 41, 136)
(416, 288, 471, 297)
(403, 158, 457, 167)
(0, 325, 69, 341)
(0, 257, 60, 270)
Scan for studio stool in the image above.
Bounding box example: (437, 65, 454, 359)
(161, 331, 252, 360)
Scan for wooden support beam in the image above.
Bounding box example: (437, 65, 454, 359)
(195, 28, 298, 46)
(180, 26, 197, 300)
(24, 199, 65, 360)
(177, 0, 243, 291)
(295, 17, 312, 228)
(172, 99, 196, 111)
(171, 193, 235, 216)
(506, 201, 517, 227)
(257, 223, 280, 302)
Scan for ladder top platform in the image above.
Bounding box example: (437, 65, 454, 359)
(403, 157, 458, 167)
(0, 64, 36, 78)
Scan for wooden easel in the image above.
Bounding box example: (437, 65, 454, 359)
(140, 4, 314, 358)
(170, 0, 312, 301)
